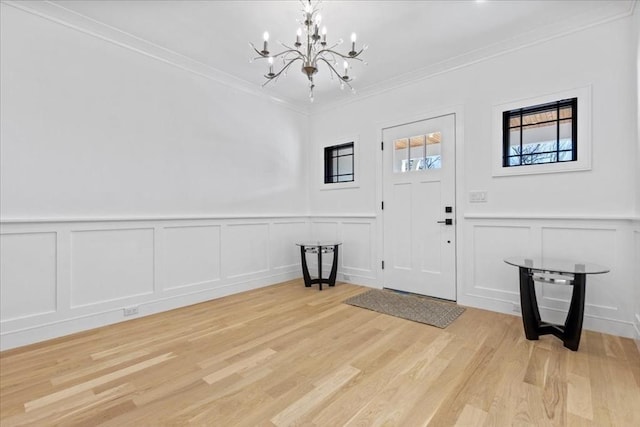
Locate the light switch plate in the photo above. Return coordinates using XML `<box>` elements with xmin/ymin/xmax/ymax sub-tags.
<box><xmin>469</xmin><ymin>191</ymin><xmax>488</xmax><ymax>203</ymax></box>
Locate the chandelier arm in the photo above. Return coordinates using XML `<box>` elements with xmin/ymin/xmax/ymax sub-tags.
<box><xmin>250</xmin><ymin>42</ymin><xmax>302</xmax><ymax>60</ymax></box>
<box><xmin>278</xmin><ymin>42</ymin><xmax>302</xmax><ymax>52</ymax></box>
<box><xmin>318</xmin><ymin>41</ymin><xmax>343</xmax><ymax>52</ymax></box>
<box><xmin>317</xmin><ymin>57</ymin><xmax>353</xmax><ymax>88</ymax></box>
<box><xmin>315</xmin><ymin>48</ymin><xmax>366</xmax><ymax>62</ymax></box>
<box><xmin>249</xmin><ymin>42</ymin><xmax>267</xmax><ymax>57</ymax></box>
<box><xmin>281</xmin><ymin>52</ymin><xmax>302</xmax><ymax>61</ymax></box>
<box><xmin>263</xmin><ymin>57</ymin><xmax>303</xmax><ymax>84</ymax></box>
<box><xmin>271</xmin><ymin>50</ymin><xmax>305</xmax><ymax>60</ymax></box>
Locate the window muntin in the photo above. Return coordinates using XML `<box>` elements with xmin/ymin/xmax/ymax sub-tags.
<box><xmin>324</xmin><ymin>142</ymin><xmax>354</xmax><ymax>183</ymax></box>
<box><xmin>502</xmin><ymin>98</ymin><xmax>577</xmax><ymax>167</ymax></box>
<box><xmin>393</xmin><ymin>132</ymin><xmax>442</xmax><ymax>173</ymax></box>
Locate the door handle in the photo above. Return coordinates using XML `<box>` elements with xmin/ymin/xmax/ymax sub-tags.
<box><xmin>437</xmin><ymin>219</ymin><xmax>453</xmax><ymax>225</ymax></box>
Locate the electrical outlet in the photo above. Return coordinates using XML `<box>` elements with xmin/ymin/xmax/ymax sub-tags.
<box><xmin>343</xmin><ymin>274</ymin><xmax>351</xmax><ymax>281</ymax></box>
<box><xmin>512</xmin><ymin>303</ymin><xmax>521</xmax><ymax>313</ymax></box>
<box><xmin>123</xmin><ymin>306</ymin><xmax>139</xmax><ymax>316</ymax></box>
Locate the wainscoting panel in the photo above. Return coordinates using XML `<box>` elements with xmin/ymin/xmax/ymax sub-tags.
<box><xmin>0</xmin><ymin>216</ymin><xmax>308</xmax><ymax>350</ymax></box>
<box><xmin>223</xmin><ymin>223</ymin><xmax>270</xmax><ymax>279</ymax></box>
<box><xmin>163</xmin><ymin>225</ymin><xmax>221</xmax><ymax>290</ymax></box>
<box><xmin>540</xmin><ymin>227</ymin><xmax>618</xmax><ymax>316</ymax></box>
<box><xmin>0</xmin><ymin>232</ymin><xmax>57</xmax><ymax>321</ymax></box>
<box><xmin>341</xmin><ymin>222</ymin><xmax>372</xmax><ymax>272</ymax></box>
<box><xmin>472</xmin><ymin>225</ymin><xmax>532</xmax><ymax>296</ymax></box>
<box><xmin>271</xmin><ymin>221</ymin><xmax>308</xmax><ymax>270</ymax></box>
<box><xmin>462</xmin><ymin>216</ymin><xmax>636</xmax><ymax>338</ymax></box>
<box><xmin>309</xmin><ymin>216</ymin><xmax>377</xmax><ymax>285</ymax></box>
<box><xmin>70</xmin><ymin>228</ymin><xmax>155</xmax><ymax>308</ymax></box>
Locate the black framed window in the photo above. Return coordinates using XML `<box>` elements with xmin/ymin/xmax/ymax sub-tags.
<box><xmin>503</xmin><ymin>97</ymin><xmax>577</xmax><ymax>167</ymax></box>
<box><xmin>324</xmin><ymin>142</ymin><xmax>354</xmax><ymax>184</ymax></box>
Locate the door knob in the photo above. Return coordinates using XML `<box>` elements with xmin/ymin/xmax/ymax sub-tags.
<box><xmin>437</xmin><ymin>219</ymin><xmax>453</xmax><ymax>225</ymax></box>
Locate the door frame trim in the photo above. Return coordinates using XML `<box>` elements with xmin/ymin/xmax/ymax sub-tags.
<box><xmin>375</xmin><ymin>105</ymin><xmax>465</xmax><ymax>301</ymax></box>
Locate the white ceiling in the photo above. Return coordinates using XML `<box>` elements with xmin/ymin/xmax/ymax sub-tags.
<box><xmin>49</xmin><ymin>0</ymin><xmax>634</xmax><ymax>108</ymax></box>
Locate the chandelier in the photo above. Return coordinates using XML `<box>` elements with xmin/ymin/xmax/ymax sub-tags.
<box><xmin>250</xmin><ymin>0</ymin><xmax>367</xmax><ymax>102</ymax></box>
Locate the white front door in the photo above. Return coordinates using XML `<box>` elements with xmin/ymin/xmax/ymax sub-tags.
<box><xmin>382</xmin><ymin>114</ymin><xmax>456</xmax><ymax>300</ymax></box>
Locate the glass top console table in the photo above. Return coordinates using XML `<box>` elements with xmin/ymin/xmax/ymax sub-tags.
<box><xmin>504</xmin><ymin>257</ymin><xmax>609</xmax><ymax>351</ymax></box>
<box><xmin>296</xmin><ymin>242</ymin><xmax>342</xmax><ymax>291</ymax></box>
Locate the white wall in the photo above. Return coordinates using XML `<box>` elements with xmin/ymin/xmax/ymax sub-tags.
<box><xmin>2</xmin><ymin>3</ymin><xmax>638</xmax><ymax>350</ymax></box>
<box><xmin>0</xmin><ymin>3</ymin><xmax>310</xmax><ymax>350</ymax></box>
<box><xmin>0</xmin><ymin>3</ymin><xmax>308</xmax><ymax>219</ymax></box>
<box><xmin>309</xmin><ymin>15</ymin><xmax>638</xmax><ymax>337</ymax></box>
<box><xmin>633</xmin><ymin>2</ymin><xmax>640</xmax><ymax>340</ymax></box>
<box><xmin>636</xmin><ymin>2</ymin><xmax>640</xmax><ymax>217</ymax></box>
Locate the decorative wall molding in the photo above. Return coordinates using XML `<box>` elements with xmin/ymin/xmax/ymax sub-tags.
<box><xmin>464</xmin><ymin>213</ymin><xmax>639</xmax><ymax>221</ymax></box>
<box><xmin>311</xmin><ymin>1</ymin><xmax>636</xmax><ymax>115</ymax></box>
<box><xmin>0</xmin><ymin>231</ymin><xmax>58</xmax><ymax>322</ymax></box>
<box><xmin>162</xmin><ymin>225</ymin><xmax>222</xmax><ymax>291</ymax></box>
<box><xmin>2</xmin><ymin>212</ymin><xmax>637</xmax><ymax>348</ymax></box>
<box><xmin>309</xmin><ymin>216</ymin><xmax>378</xmax><ymax>287</ymax></box>
<box><xmin>308</xmin><ymin>214</ymin><xmax>377</xmax><ymax>219</ymax></box>
<box><xmin>70</xmin><ymin>228</ymin><xmax>155</xmax><ymax>308</ymax></box>
<box><xmin>0</xmin><ymin>214</ymin><xmax>313</xmax><ymax>224</ymax></box>
<box><xmin>0</xmin><ymin>215</ymin><xmax>308</xmax><ymax>350</ymax></box>
<box><xmin>461</xmin><ymin>217</ymin><xmax>638</xmax><ymax>338</ymax></box>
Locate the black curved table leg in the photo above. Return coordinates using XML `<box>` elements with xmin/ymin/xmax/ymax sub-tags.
<box><xmin>297</xmin><ymin>243</ymin><xmax>342</xmax><ymax>291</ymax></box>
<box><xmin>518</xmin><ymin>267</ymin><xmax>587</xmax><ymax>351</ymax></box>
<box><xmin>563</xmin><ymin>273</ymin><xmax>586</xmax><ymax>351</ymax></box>
<box><xmin>519</xmin><ymin>267</ymin><xmax>541</xmax><ymax>340</ymax></box>
<box><xmin>317</xmin><ymin>247</ymin><xmax>323</xmax><ymax>291</ymax></box>
<box><xmin>300</xmin><ymin>245</ymin><xmax>312</xmax><ymax>287</ymax></box>
<box><xmin>328</xmin><ymin>244</ymin><xmax>339</xmax><ymax>287</ymax></box>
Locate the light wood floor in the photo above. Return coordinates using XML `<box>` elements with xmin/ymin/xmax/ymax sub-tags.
<box><xmin>1</xmin><ymin>280</ymin><xmax>639</xmax><ymax>426</ymax></box>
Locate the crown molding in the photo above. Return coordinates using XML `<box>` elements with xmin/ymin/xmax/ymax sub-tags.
<box><xmin>310</xmin><ymin>1</ymin><xmax>636</xmax><ymax>115</ymax></box>
<box><xmin>2</xmin><ymin>1</ymin><xmax>634</xmax><ymax>117</ymax></box>
<box><xmin>1</xmin><ymin>0</ymin><xmax>310</xmax><ymax>116</ymax></box>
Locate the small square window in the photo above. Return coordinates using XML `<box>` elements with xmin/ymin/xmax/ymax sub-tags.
<box><xmin>324</xmin><ymin>142</ymin><xmax>354</xmax><ymax>184</ymax></box>
<box><xmin>502</xmin><ymin>98</ymin><xmax>577</xmax><ymax>168</ymax></box>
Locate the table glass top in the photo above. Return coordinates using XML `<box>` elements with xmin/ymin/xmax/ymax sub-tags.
<box><xmin>296</xmin><ymin>241</ymin><xmax>342</xmax><ymax>247</ymax></box>
<box><xmin>504</xmin><ymin>257</ymin><xmax>609</xmax><ymax>274</ymax></box>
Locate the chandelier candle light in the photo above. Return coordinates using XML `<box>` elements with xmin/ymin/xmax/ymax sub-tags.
<box><xmin>250</xmin><ymin>0</ymin><xmax>367</xmax><ymax>102</ymax></box>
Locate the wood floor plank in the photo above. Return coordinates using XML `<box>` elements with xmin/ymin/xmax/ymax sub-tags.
<box><xmin>1</xmin><ymin>279</ymin><xmax>638</xmax><ymax>426</ymax></box>
<box><xmin>567</xmin><ymin>372</ymin><xmax>593</xmax><ymax>420</ymax></box>
<box><xmin>24</xmin><ymin>352</ymin><xmax>175</xmax><ymax>412</ymax></box>
<box><xmin>270</xmin><ymin>364</ymin><xmax>361</xmax><ymax>426</ymax></box>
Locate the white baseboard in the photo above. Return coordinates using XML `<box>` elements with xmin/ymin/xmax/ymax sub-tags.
<box><xmin>339</xmin><ymin>272</ymin><xmax>378</xmax><ymax>288</ymax></box>
<box><xmin>459</xmin><ymin>293</ymin><xmax>637</xmax><ymax>339</ymax></box>
<box><xmin>0</xmin><ymin>271</ymin><xmax>299</xmax><ymax>351</ymax></box>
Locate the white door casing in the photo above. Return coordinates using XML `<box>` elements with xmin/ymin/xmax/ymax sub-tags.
<box><xmin>382</xmin><ymin>114</ymin><xmax>456</xmax><ymax>300</ymax></box>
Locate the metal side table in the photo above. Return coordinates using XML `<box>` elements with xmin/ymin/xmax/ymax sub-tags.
<box><xmin>296</xmin><ymin>242</ymin><xmax>342</xmax><ymax>290</ymax></box>
<box><xmin>504</xmin><ymin>257</ymin><xmax>609</xmax><ymax>351</ymax></box>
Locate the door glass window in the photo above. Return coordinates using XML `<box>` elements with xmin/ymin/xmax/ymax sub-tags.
<box><xmin>393</xmin><ymin>132</ymin><xmax>441</xmax><ymax>173</ymax></box>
